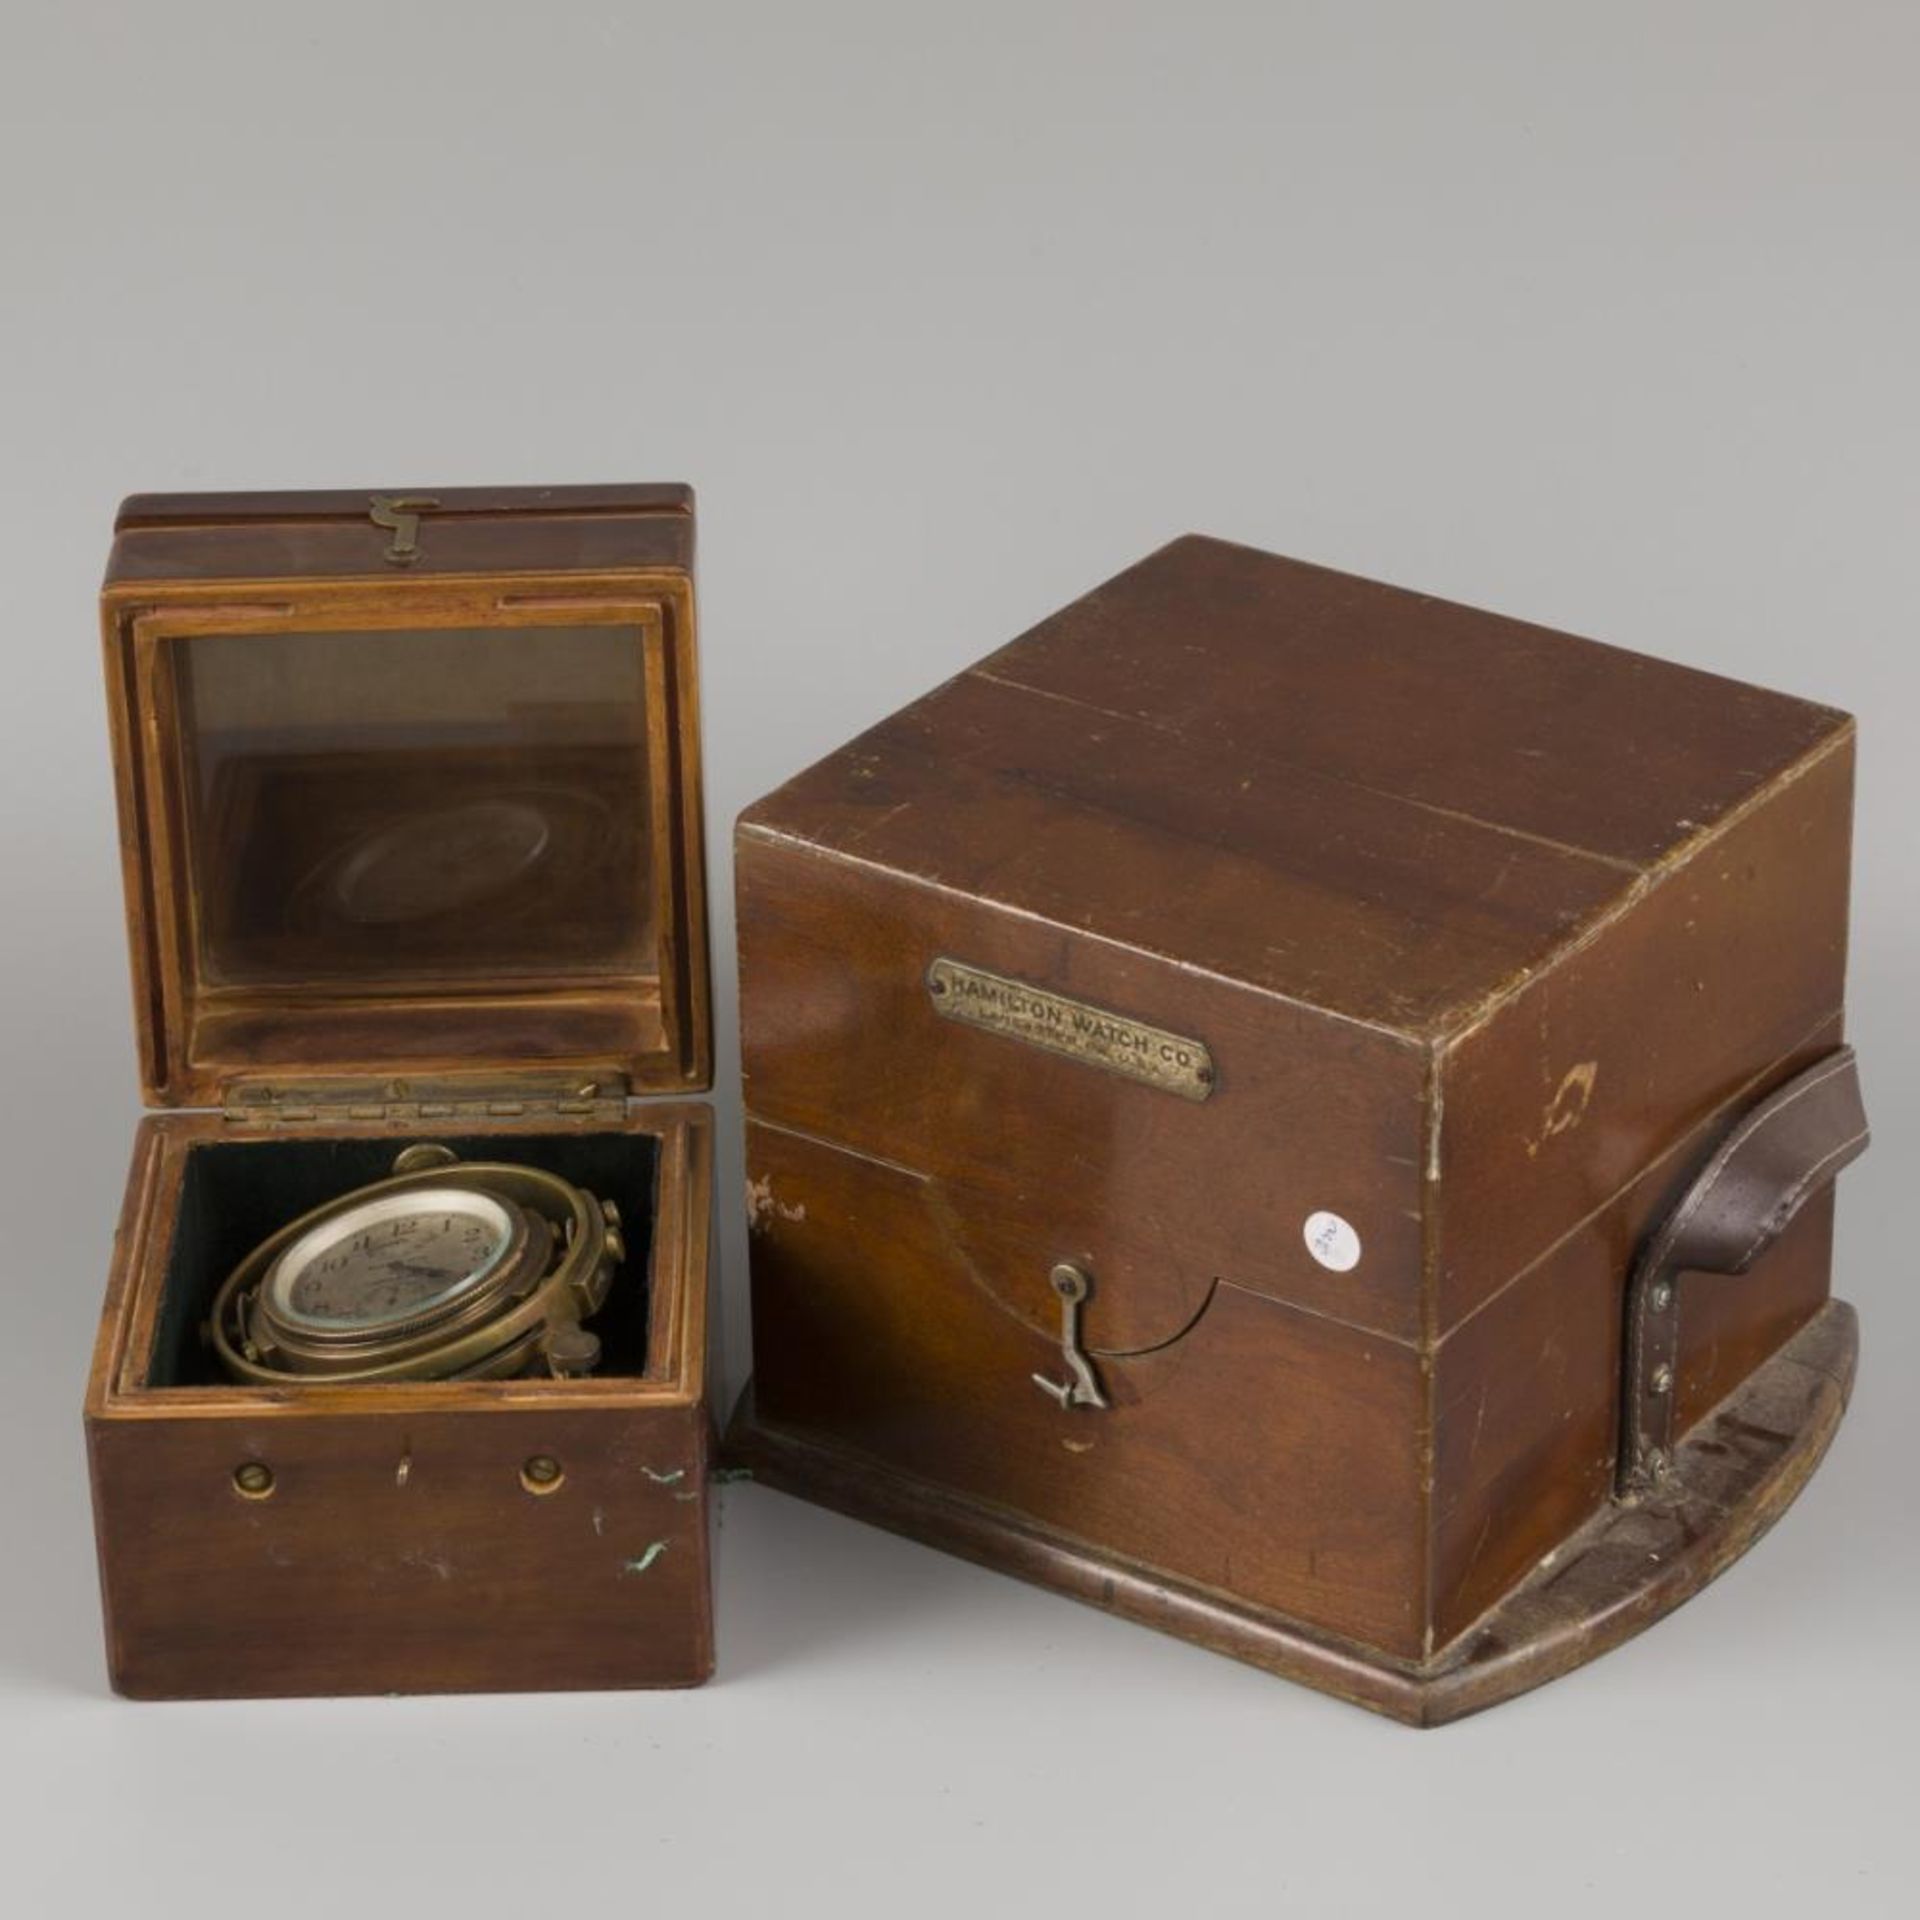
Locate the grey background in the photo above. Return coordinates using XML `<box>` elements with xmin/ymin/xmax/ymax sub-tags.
<box><xmin>2</xmin><ymin>3</ymin><xmax>1914</xmax><ymax>1914</ymax></box>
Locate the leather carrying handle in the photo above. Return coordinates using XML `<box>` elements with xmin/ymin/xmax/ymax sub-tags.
<box><xmin>1617</xmin><ymin>1046</ymin><xmax>1869</xmax><ymax>1498</ymax></box>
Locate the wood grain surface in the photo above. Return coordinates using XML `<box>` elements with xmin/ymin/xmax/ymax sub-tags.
<box><xmin>733</xmin><ymin>534</ymin><xmax>1860</xmax><ymax>1708</ymax></box>
<box><xmin>87</xmin><ymin>485</ymin><xmax>717</xmax><ymax>1698</ymax></box>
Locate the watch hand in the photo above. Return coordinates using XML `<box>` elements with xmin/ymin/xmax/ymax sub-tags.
<box><xmin>387</xmin><ymin>1260</ymin><xmax>453</xmax><ymax>1283</ymax></box>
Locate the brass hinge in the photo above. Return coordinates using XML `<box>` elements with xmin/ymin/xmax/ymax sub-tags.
<box><xmin>221</xmin><ymin>1070</ymin><xmax>630</xmax><ymax>1128</ymax></box>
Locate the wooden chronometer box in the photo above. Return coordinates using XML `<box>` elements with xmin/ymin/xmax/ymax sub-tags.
<box><xmin>729</xmin><ymin>534</ymin><xmax>1870</xmax><ymax>1723</ymax></box>
<box><xmin>86</xmin><ymin>486</ymin><xmax>716</xmax><ymax>1698</ymax></box>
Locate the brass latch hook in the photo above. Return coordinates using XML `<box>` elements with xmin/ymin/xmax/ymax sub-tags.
<box><xmin>368</xmin><ymin>493</ymin><xmax>441</xmax><ymax>567</ymax></box>
<box><xmin>1032</xmin><ymin>1262</ymin><xmax>1109</xmax><ymax>1411</ymax></box>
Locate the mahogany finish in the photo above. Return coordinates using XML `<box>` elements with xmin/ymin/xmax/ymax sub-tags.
<box><xmin>86</xmin><ymin>486</ymin><xmax>717</xmax><ymax>1698</ymax></box>
<box><xmin>101</xmin><ymin>485</ymin><xmax>709</xmax><ymax>1108</ymax></box>
<box><xmin>729</xmin><ymin>534</ymin><xmax>1863</xmax><ymax>1717</ymax></box>
<box><xmin>90</xmin><ymin>1107</ymin><xmax>714</xmax><ymax>1698</ymax></box>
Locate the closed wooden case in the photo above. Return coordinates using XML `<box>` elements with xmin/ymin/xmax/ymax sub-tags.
<box><xmin>87</xmin><ymin>486</ymin><xmax>716</xmax><ymax>1698</ymax></box>
<box><xmin>729</xmin><ymin>535</ymin><xmax>1868</xmax><ymax>1723</ymax></box>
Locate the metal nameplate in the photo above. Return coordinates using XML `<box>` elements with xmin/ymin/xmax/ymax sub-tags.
<box><xmin>926</xmin><ymin>958</ymin><xmax>1215</xmax><ymax>1101</ymax></box>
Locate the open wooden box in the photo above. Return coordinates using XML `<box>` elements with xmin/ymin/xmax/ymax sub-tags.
<box><xmin>85</xmin><ymin>486</ymin><xmax>716</xmax><ymax>1698</ymax></box>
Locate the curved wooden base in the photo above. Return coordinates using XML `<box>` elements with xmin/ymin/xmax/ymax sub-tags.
<box><xmin>725</xmin><ymin>1300</ymin><xmax>1857</xmax><ymax>1724</ymax></box>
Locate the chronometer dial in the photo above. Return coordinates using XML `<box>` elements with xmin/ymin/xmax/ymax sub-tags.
<box><xmin>266</xmin><ymin>1188</ymin><xmax>516</xmax><ymax>1334</ymax></box>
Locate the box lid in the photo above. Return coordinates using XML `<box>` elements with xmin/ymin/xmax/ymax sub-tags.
<box><xmin>103</xmin><ymin>485</ymin><xmax>710</xmax><ymax>1111</ymax></box>
<box><xmin>741</xmin><ymin>533</ymin><xmax>1852</xmax><ymax>1044</ymax></box>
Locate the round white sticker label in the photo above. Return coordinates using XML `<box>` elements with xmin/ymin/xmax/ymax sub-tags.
<box><xmin>1302</xmin><ymin>1210</ymin><xmax>1361</xmax><ymax>1273</ymax></box>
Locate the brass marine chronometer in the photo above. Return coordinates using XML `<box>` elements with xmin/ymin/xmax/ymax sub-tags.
<box><xmin>210</xmin><ymin>1144</ymin><xmax>623</xmax><ymax>1384</ymax></box>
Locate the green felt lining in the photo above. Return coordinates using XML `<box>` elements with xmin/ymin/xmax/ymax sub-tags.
<box><xmin>149</xmin><ymin>1131</ymin><xmax>661</xmax><ymax>1386</ymax></box>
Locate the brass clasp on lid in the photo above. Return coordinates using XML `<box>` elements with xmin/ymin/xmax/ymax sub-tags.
<box><xmin>368</xmin><ymin>493</ymin><xmax>440</xmax><ymax>565</ymax></box>
<box><xmin>1032</xmin><ymin>1262</ymin><xmax>1109</xmax><ymax>1411</ymax></box>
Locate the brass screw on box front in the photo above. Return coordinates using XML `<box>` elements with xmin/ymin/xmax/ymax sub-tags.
<box><xmin>520</xmin><ymin>1455</ymin><xmax>565</xmax><ymax>1495</ymax></box>
<box><xmin>233</xmin><ymin>1461</ymin><xmax>275</xmax><ymax>1500</ymax></box>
